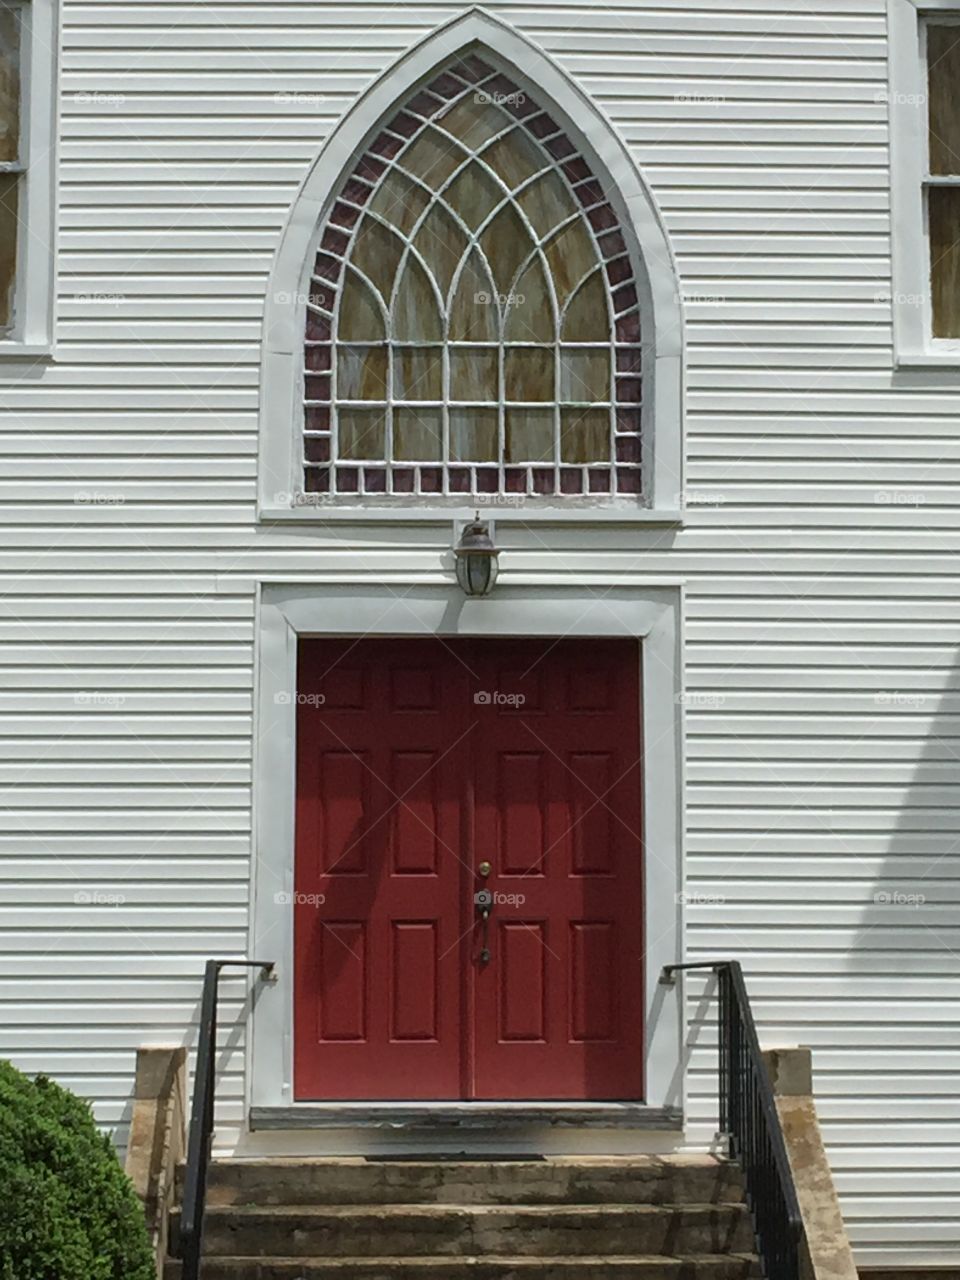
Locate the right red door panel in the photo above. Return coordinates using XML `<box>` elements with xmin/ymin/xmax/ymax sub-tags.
<box><xmin>470</xmin><ymin>640</ymin><xmax>644</xmax><ymax>1099</ymax></box>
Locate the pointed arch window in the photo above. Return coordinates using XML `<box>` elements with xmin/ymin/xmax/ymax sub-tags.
<box><xmin>302</xmin><ymin>54</ymin><xmax>644</xmax><ymax>501</ymax></box>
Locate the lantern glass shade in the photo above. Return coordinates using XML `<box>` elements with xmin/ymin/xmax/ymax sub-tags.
<box><xmin>454</xmin><ymin>519</ymin><xmax>500</xmax><ymax>597</ymax></box>
<box><xmin>456</xmin><ymin>551</ymin><xmax>498</xmax><ymax>597</ymax></box>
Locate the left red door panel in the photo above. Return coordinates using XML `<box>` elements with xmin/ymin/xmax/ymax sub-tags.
<box><xmin>294</xmin><ymin>639</ymin><xmax>466</xmax><ymax>1100</ymax></box>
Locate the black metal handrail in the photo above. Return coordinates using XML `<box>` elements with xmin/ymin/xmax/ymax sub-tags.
<box><xmin>179</xmin><ymin>959</ymin><xmax>275</xmax><ymax>1280</ymax></box>
<box><xmin>662</xmin><ymin>960</ymin><xmax>804</xmax><ymax>1280</ymax></box>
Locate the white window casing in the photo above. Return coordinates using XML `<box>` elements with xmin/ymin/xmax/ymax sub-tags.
<box><xmin>257</xmin><ymin>8</ymin><xmax>684</xmax><ymax>523</ymax></box>
<box><xmin>888</xmin><ymin>0</ymin><xmax>960</xmax><ymax>367</ymax></box>
<box><xmin>0</xmin><ymin>0</ymin><xmax>57</xmax><ymax>357</ymax></box>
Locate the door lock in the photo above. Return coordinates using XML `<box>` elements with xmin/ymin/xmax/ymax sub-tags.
<box><xmin>474</xmin><ymin>889</ymin><xmax>493</xmax><ymax>964</ymax></box>
<box><xmin>478</xmin><ymin>860</ymin><xmax>492</xmax><ymax>878</ymax></box>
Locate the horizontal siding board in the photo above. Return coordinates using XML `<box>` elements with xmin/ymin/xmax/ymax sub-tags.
<box><xmin>0</xmin><ymin>857</ymin><xmax>250</xmax><ymax>876</ymax></box>
<box><xmin>1</xmin><ymin>929</ymin><xmax>247</xmax><ymax>951</ymax></box>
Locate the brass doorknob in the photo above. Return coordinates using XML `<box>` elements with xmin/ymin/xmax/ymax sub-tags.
<box><xmin>478</xmin><ymin>860</ymin><xmax>492</xmax><ymax>878</ymax></box>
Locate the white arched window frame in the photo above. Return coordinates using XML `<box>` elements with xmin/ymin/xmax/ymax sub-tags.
<box><xmin>258</xmin><ymin>8</ymin><xmax>684</xmax><ymax>522</ymax></box>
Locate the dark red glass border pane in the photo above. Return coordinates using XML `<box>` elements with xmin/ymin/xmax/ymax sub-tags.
<box><xmin>304</xmin><ymin>436</ymin><xmax>331</xmax><ymax>464</ymax></box>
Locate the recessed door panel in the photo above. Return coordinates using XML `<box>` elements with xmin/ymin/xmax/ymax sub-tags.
<box><xmin>391</xmin><ymin>921</ymin><xmax>439</xmax><ymax>1041</ymax></box>
<box><xmin>571</xmin><ymin>922</ymin><xmax>617</xmax><ymax>1042</ymax></box>
<box><xmin>497</xmin><ymin>751</ymin><xmax>547</xmax><ymax>877</ymax></box>
<box><xmin>498</xmin><ymin>921</ymin><xmax>547</xmax><ymax>1042</ymax></box>
<box><xmin>317</xmin><ymin>921</ymin><xmax>366</xmax><ymax>1042</ymax></box>
<box><xmin>317</xmin><ymin>751</ymin><xmax>369</xmax><ymax>876</ymax></box>
<box><xmin>389</xmin><ymin>750</ymin><xmax>441</xmax><ymax>875</ymax></box>
<box><xmin>569</xmin><ymin>752</ymin><xmax>616</xmax><ymax>876</ymax></box>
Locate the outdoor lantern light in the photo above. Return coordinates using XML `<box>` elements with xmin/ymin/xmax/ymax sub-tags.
<box><xmin>455</xmin><ymin>516</ymin><xmax>500</xmax><ymax>597</ymax></box>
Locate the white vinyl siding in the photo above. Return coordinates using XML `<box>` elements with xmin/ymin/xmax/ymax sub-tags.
<box><xmin>0</xmin><ymin>0</ymin><xmax>955</xmax><ymax>1270</ymax></box>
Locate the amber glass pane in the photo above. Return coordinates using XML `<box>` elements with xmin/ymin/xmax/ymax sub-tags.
<box><xmin>505</xmin><ymin>347</ymin><xmax>553</xmax><ymax>401</ymax></box>
<box><xmin>545</xmin><ymin>219</ymin><xmax>599</xmax><ymax>309</ymax></box>
<box><xmin>339</xmin><ymin>408</ymin><xmax>386</xmax><ymax>459</ymax></box>
<box><xmin>504</xmin><ymin>257</ymin><xmax>555</xmax><ymax>342</ymax></box>
<box><xmin>481</xmin><ymin>129</ymin><xmax>546</xmax><ymax>192</ymax></box>
<box><xmin>561</xmin><ymin>408</ymin><xmax>610</xmax><ymax>463</ymax></box>
<box><xmin>928</xmin><ymin>25</ymin><xmax>960</xmax><ymax>175</ymax></box>
<box><xmin>480</xmin><ymin>203</ymin><xmax>535</xmax><ymax>296</ymax></box>
<box><xmin>449</xmin><ymin>249</ymin><xmax>499</xmax><ymax>340</ymax></box>
<box><xmin>0</xmin><ymin>175</ymin><xmax>15</xmax><ymax>330</ymax></box>
<box><xmin>400</xmin><ymin>126</ymin><xmax>467</xmax><ymax>187</ymax></box>
<box><xmin>350</xmin><ymin>218</ymin><xmax>405</xmax><ymax>308</ymax></box>
<box><xmin>0</xmin><ymin>7</ymin><xmax>19</xmax><ymax>164</ymax></box>
<box><xmin>393</xmin><ymin>256</ymin><xmax>443</xmax><ymax>340</ymax></box>
<box><xmin>450</xmin><ymin>407</ymin><xmax>498</xmax><ymax>460</ymax></box>
<box><xmin>436</xmin><ymin>98</ymin><xmax>508</xmax><ymax>148</ymax></box>
<box><xmin>414</xmin><ymin>203</ymin><xmax>469</xmax><ymax>304</ymax></box>
<box><xmin>369</xmin><ymin>171</ymin><xmax>430</xmax><ymax>236</ymax></box>
<box><xmin>516</xmin><ymin>171</ymin><xmax>577</xmax><ymax>239</ymax></box>
<box><xmin>929</xmin><ymin>186</ymin><xmax>960</xmax><ymax>338</ymax></box>
<box><xmin>337</xmin><ymin>345</ymin><xmax>388</xmax><ymax>400</ymax></box>
<box><xmin>506</xmin><ymin>407</ymin><xmax>554</xmax><ymax>462</ymax></box>
<box><xmin>444</xmin><ymin>162</ymin><xmax>503</xmax><ymax>231</ymax></box>
<box><xmin>562</xmin><ymin>270</ymin><xmax>608</xmax><ymax>341</ymax></box>
<box><xmin>395</xmin><ymin>346</ymin><xmax>442</xmax><ymax>399</ymax></box>
<box><xmin>338</xmin><ymin>270</ymin><xmax>385</xmax><ymax>341</ymax></box>
<box><xmin>450</xmin><ymin>346</ymin><xmax>498</xmax><ymax>400</ymax></box>
<box><xmin>394</xmin><ymin>406</ymin><xmax>442</xmax><ymax>459</ymax></box>
<box><xmin>560</xmin><ymin>348</ymin><xmax>610</xmax><ymax>401</ymax></box>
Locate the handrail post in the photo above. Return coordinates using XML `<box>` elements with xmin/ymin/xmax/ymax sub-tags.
<box><xmin>178</xmin><ymin>959</ymin><xmax>274</xmax><ymax>1280</ymax></box>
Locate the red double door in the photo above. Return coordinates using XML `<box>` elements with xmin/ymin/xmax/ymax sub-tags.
<box><xmin>294</xmin><ymin>637</ymin><xmax>644</xmax><ymax>1102</ymax></box>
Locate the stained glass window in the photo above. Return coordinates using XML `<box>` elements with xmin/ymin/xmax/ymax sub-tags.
<box><xmin>302</xmin><ymin>53</ymin><xmax>643</xmax><ymax>500</ymax></box>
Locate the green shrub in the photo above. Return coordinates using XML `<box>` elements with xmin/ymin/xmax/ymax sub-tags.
<box><xmin>0</xmin><ymin>1059</ymin><xmax>154</xmax><ymax>1280</ymax></box>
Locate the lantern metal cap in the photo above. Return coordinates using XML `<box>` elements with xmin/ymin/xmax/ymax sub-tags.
<box><xmin>454</xmin><ymin>516</ymin><xmax>497</xmax><ymax>558</ymax></box>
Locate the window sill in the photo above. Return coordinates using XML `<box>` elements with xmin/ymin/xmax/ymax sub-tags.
<box><xmin>895</xmin><ymin>349</ymin><xmax>960</xmax><ymax>370</ymax></box>
<box><xmin>0</xmin><ymin>340</ymin><xmax>55</xmax><ymax>361</ymax></box>
<box><xmin>258</xmin><ymin>504</ymin><xmax>685</xmax><ymax>526</ymax></box>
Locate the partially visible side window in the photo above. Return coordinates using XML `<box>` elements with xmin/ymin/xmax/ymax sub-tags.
<box><xmin>925</xmin><ymin>20</ymin><xmax>960</xmax><ymax>338</ymax></box>
<box><xmin>0</xmin><ymin>3</ymin><xmax>22</xmax><ymax>335</ymax></box>
<box><xmin>0</xmin><ymin>0</ymin><xmax>56</xmax><ymax>353</ymax></box>
<box><xmin>887</xmin><ymin>1</ymin><xmax>960</xmax><ymax>364</ymax></box>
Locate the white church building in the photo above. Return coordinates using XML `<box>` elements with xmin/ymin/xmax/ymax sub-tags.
<box><xmin>0</xmin><ymin>0</ymin><xmax>957</xmax><ymax>1273</ymax></box>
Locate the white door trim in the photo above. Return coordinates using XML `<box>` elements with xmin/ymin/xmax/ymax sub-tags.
<box><xmin>248</xmin><ymin>580</ymin><xmax>685</xmax><ymax>1125</ymax></box>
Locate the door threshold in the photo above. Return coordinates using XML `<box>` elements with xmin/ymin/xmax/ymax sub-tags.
<box><xmin>250</xmin><ymin>1103</ymin><xmax>682</xmax><ymax>1131</ymax></box>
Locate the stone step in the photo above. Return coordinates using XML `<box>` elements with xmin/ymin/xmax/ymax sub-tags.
<box><xmin>170</xmin><ymin>1203</ymin><xmax>755</xmax><ymax>1259</ymax></box>
<box><xmin>163</xmin><ymin>1254</ymin><xmax>762</xmax><ymax>1279</ymax></box>
<box><xmin>187</xmin><ymin>1156</ymin><xmax>743</xmax><ymax>1208</ymax></box>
